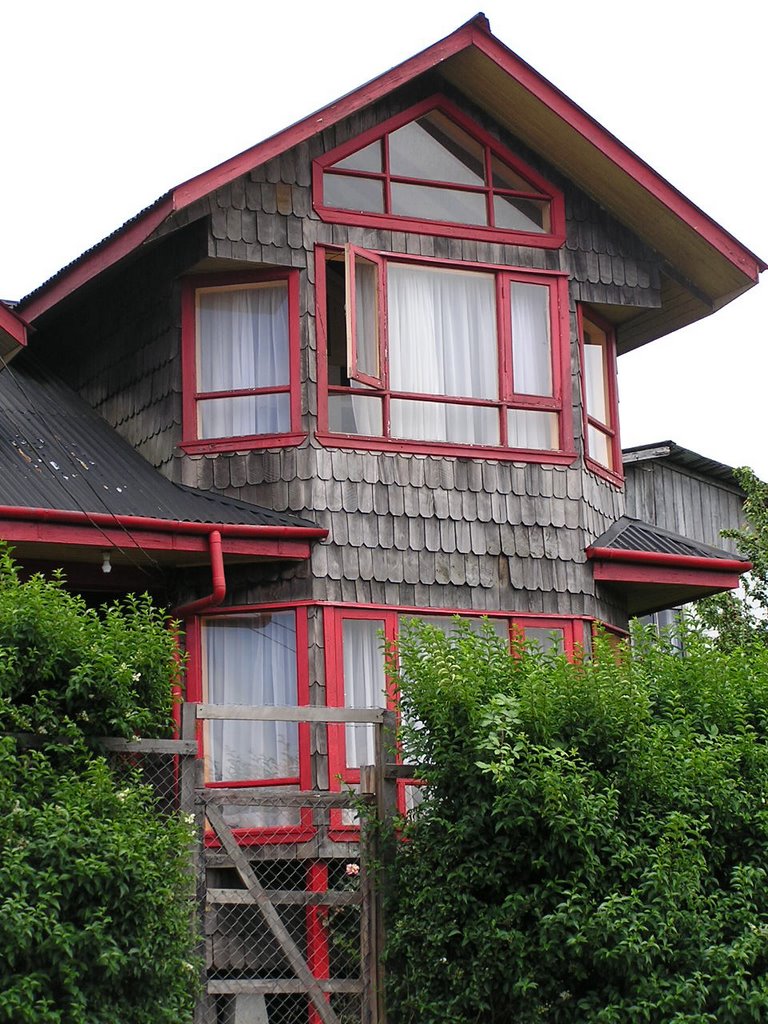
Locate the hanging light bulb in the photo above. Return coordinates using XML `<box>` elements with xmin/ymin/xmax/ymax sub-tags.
<box><xmin>101</xmin><ymin>550</ymin><xmax>112</xmax><ymax>574</ymax></box>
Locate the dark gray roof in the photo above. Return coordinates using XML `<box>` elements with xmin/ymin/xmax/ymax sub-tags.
<box><xmin>0</xmin><ymin>353</ymin><xmax>317</xmax><ymax>531</ymax></box>
<box><xmin>622</xmin><ymin>441</ymin><xmax>743</xmax><ymax>489</ymax></box>
<box><xmin>590</xmin><ymin>516</ymin><xmax>749</xmax><ymax>562</ymax></box>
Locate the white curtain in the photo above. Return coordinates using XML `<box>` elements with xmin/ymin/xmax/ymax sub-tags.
<box><xmin>197</xmin><ymin>283</ymin><xmax>289</xmax><ymax>438</ymax></box>
<box><xmin>508</xmin><ymin>282</ymin><xmax>555</xmax><ymax>450</ymax></box>
<box><xmin>202</xmin><ymin>612</ymin><xmax>298</xmax><ymax>828</ymax></box>
<box><xmin>388</xmin><ymin>264</ymin><xmax>498</xmax><ymax>443</ymax></box>
<box><xmin>342</xmin><ymin>618</ymin><xmax>386</xmax><ymax>769</ymax></box>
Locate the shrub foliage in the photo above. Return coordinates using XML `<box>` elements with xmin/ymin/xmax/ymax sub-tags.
<box><xmin>383</xmin><ymin>621</ymin><xmax>768</xmax><ymax>1023</ymax></box>
<box><xmin>0</xmin><ymin>549</ymin><xmax>196</xmax><ymax>1023</ymax></box>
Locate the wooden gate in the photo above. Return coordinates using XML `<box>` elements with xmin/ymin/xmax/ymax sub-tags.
<box><xmin>188</xmin><ymin>705</ymin><xmax>394</xmax><ymax>1024</ymax></box>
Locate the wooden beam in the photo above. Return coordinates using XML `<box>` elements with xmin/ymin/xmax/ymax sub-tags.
<box><xmin>207</xmin><ymin>888</ymin><xmax>361</xmax><ymax>907</ymax></box>
<box><xmin>202</xmin><ymin>789</ymin><xmax>371</xmax><ymax>808</ymax></box>
<box><xmin>207</xmin><ymin>979</ymin><xmax>363</xmax><ymax>996</ymax></box>
<box><xmin>197</xmin><ymin>705</ymin><xmax>385</xmax><ymax>724</ymax></box>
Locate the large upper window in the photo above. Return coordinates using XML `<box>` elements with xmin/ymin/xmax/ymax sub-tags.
<box><xmin>319</xmin><ymin>246</ymin><xmax>572</xmax><ymax>459</ymax></box>
<box><xmin>579</xmin><ymin>307</ymin><xmax>621</xmax><ymax>480</ymax></box>
<box><xmin>180</xmin><ymin>270</ymin><xmax>303</xmax><ymax>453</ymax></box>
<box><xmin>314</xmin><ymin>97</ymin><xmax>564</xmax><ymax>246</ymax></box>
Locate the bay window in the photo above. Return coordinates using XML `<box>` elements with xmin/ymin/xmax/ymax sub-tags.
<box><xmin>579</xmin><ymin>307</ymin><xmax>621</xmax><ymax>479</ymax></box>
<box><xmin>320</xmin><ymin>248</ymin><xmax>571</xmax><ymax>458</ymax></box>
<box><xmin>181</xmin><ymin>270</ymin><xmax>303</xmax><ymax>453</ymax></box>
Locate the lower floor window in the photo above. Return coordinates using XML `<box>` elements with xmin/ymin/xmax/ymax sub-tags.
<box><xmin>191</xmin><ymin>604</ymin><xmax>587</xmax><ymax>840</ymax></box>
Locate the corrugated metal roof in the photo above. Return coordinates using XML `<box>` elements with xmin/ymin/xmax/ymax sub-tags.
<box><xmin>0</xmin><ymin>353</ymin><xmax>317</xmax><ymax>530</ymax></box>
<box><xmin>591</xmin><ymin>515</ymin><xmax>749</xmax><ymax>562</ymax></box>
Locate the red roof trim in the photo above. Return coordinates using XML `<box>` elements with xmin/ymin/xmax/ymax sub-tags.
<box><xmin>591</xmin><ymin>559</ymin><xmax>744</xmax><ymax>592</ymax></box>
<box><xmin>0</xmin><ymin>301</ymin><xmax>29</xmax><ymax>348</ymax></box>
<box><xmin>586</xmin><ymin>545</ymin><xmax>751</xmax><ymax>574</ymax></box>
<box><xmin>468</xmin><ymin>31</ymin><xmax>766</xmax><ymax>281</ymax></box>
<box><xmin>18</xmin><ymin>15</ymin><xmax>765</xmax><ymax>324</ymax></box>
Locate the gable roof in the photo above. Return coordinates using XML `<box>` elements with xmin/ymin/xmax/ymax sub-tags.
<box><xmin>0</xmin><ymin>354</ymin><xmax>324</xmax><ymax>569</ymax></box>
<box><xmin>623</xmin><ymin>440</ymin><xmax>745</xmax><ymax>490</ymax></box>
<box><xmin>18</xmin><ymin>14</ymin><xmax>764</xmax><ymax>351</ymax></box>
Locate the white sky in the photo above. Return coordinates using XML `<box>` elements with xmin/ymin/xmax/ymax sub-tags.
<box><xmin>3</xmin><ymin>0</ymin><xmax>766</xmax><ymax>475</ymax></box>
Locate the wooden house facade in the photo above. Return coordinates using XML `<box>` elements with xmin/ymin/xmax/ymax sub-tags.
<box><xmin>0</xmin><ymin>15</ymin><xmax>764</xmax><ymax>1019</ymax></box>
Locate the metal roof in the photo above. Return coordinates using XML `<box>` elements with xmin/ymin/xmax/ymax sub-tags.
<box><xmin>0</xmin><ymin>353</ymin><xmax>317</xmax><ymax>531</ymax></box>
<box><xmin>622</xmin><ymin>441</ymin><xmax>744</xmax><ymax>489</ymax></box>
<box><xmin>590</xmin><ymin>515</ymin><xmax>749</xmax><ymax>562</ymax></box>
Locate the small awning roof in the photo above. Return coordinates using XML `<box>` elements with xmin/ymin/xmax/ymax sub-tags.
<box><xmin>587</xmin><ymin>516</ymin><xmax>751</xmax><ymax>616</ymax></box>
<box><xmin>0</xmin><ymin>354</ymin><xmax>325</xmax><ymax>573</ymax></box>
<box><xmin>0</xmin><ymin>301</ymin><xmax>28</xmax><ymax>363</ymax></box>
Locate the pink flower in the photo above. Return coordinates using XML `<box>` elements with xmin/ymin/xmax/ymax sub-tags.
<box><xmin>345</xmin><ymin>863</ymin><xmax>360</xmax><ymax>877</ymax></box>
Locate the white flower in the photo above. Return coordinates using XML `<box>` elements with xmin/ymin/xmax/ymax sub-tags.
<box><xmin>131</xmin><ymin>671</ymin><xmax>141</xmax><ymax>682</ymax></box>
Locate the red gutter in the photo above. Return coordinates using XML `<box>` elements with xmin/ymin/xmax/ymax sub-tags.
<box><xmin>586</xmin><ymin>546</ymin><xmax>751</xmax><ymax>573</ymax></box>
<box><xmin>0</xmin><ymin>505</ymin><xmax>327</xmax><ymax>541</ymax></box>
<box><xmin>172</xmin><ymin>530</ymin><xmax>226</xmax><ymax>618</ymax></box>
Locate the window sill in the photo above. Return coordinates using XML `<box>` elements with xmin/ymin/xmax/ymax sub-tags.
<box><xmin>585</xmin><ymin>456</ymin><xmax>624</xmax><ymax>488</ymax></box>
<box><xmin>180</xmin><ymin>431</ymin><xmax>308</xmax><ymax>455</ymax></box>
<box><xmin>316</xmin><ymin>431</ymin><xmax>578</xmax><ymax>465</ymax></box>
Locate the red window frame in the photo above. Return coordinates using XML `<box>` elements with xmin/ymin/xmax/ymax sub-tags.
<box><xmin>324</xmin><ymin>606</ymin><xmax>583</xmax><ymax>840</ymax></box>
<box><xmin>313</xmin><ymin>95</ymin><xmax>565</xmax><ymax>249</ymax></box>
<box><xmin>578</xmin><ymin>305</ymin><xmax>622</xmax><ymax>483</ymax></box>
<box><xmin>185</xmin><ymin>608</ymin><xmax>314</xmax><ymax>847</ymax></box>
<box><xmin>180</xmin><ymin>269</ymin><xmax>305</xmax><ymax>454</ymax></box>
<box><xmin>317</xmin><ymin>245</ymin><xmax>574</xmax><ymax>463</ymax></box>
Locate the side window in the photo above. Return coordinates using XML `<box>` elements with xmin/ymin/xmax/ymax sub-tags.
<box><xmin>580</xmin><ymin>308</ymin><xmax>621</xmax><ymax>479</ymax></box>
<box><xmin>181</xmin><ymin>271</ymin><xmax>302</xmax><ymax>452</ymax></box>
<box><xmin>197</xmin><ymin>609</ymin><xmax>312</xmax><ymax>840</ymax></box>
<box><xmin>320</xmin><ymin>247</ymin><xmax>571</xmax><ymax>460</ymax></box>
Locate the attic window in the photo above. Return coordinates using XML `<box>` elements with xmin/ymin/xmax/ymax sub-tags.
<box><xmin>313</xmin><ymin>97</ymin><xmax>564</xmax><ymax>246</ymax></box>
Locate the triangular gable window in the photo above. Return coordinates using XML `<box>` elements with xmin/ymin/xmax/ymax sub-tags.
<box><xmin>314</xmin><ymin>97</ymin><xmax>564</xmax><ymax>246</ymax></box>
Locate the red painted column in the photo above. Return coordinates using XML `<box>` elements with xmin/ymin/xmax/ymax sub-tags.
<box><xmin>306</xmin><ymin>861</ymin><xmax>330</xmax><ymax>1024</ymax></box>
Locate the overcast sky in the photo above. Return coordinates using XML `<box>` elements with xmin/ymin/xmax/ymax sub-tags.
<box><xmin>3</xmin><ymin>0</ymin><xmax>766</xmax><ymax>475</ymax></box>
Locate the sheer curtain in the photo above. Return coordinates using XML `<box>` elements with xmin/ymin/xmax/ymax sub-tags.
<box><xmin>202</xmin><ymin>612</ymin><xmax>298</xmax><ymax>827</ymax></box>
<box><xmin>197</xmin><ymin>283</ymin><xmax>289</xmax><ymax>438</ymax></box>
<box><xmin>388</xmin><ymin>265</ymin><xmax>498</xmax><ymax>444</ymax></box>
<box><xmin>509</xmin><ymin>282</ymin><xmax>554</xmax><ymax>450</ymax></box>
<box><xmin>342</xmin><ymin>618</ymin><xmax>386</xmax><ymax>769</ymax></box>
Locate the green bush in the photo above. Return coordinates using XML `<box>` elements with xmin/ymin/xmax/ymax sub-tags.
<box><xmin>383</xmin><ymin>621</ymin><xmax>768</xmax><ymax>1023</ymax></box>
<box><xmin>0</xmin><ymin>548</ymin><xmax>196</xmax><ymax>1023</ymax></box>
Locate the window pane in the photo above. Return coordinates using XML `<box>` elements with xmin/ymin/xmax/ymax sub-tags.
<box><xmin>391</xmin><ymin>182</ymin><xmax>487</xmax><ymax>225</ymax></box>
<box><xmin>323</xmin><ymin>173</ymin><xmax>384</xmax><ymax>213</ymax></box>
<box><xmin>507</xmin><ymin>409</ymin><xmax>559</xmax><ymax>450</ymax></box>
<box><xmin>202</xmin><ymin>613</ymin><xmax>298</xmax><ymax>784</ymax></box>
<box><xmin>511</xmin><ymin>282</ymin><xmax>552</xmax><ymax>396</ymax></box>
<box><xmin>354</xmin><ymin>256</ymin><xmax>380</xmax><ymax>379</ymax></box>
<box><xmin>389</xmin><ymin>112</ymin><xmax>485</xmax><ymax>186</ymax></box>
<box><xmin>490</xmin><ymin>155</ymin><xmax>537</xmax><ymax>192</ymax></box>
<box><xmin>328</xmin><ymin>393</ymin><xmax>383</xmax><ymax>436</ymax></box>
<box><xmin>493</xmin><ymin>195</ymin><xmax>548</xmax><ymax>233</ymax></box>
<box><xmin>524</xmin><ymin>626</ymin><xmax>564</xmax><ymax>654</ymax></box>
<box><xmin>388</xmin><ymin>264</ymin><xmax>497</xmax><ymax>399</ymax></box>
<box><xmin>412</xmin><ymin>614</ymin><xmax>508</xmax><ymax>641</ymax></box>
<box><xmin>391</xmin><ymin>400</ymin><xmax>499</xmax><ymax>446</ymax></box>
<box><xmin>333</xmin><ymin>141</ymin><xmax>382</xmax><ymax>173</ymax></box>
<box><xmin>583</xmin><ymin>329</ymin><xmax>609</xmax><ymax>424</ymax></box>
<box><xmin>198</xmin><ymin>393</ymin><xmax>289</xmax><ymax>439</ymax></box>
<box><xmin>588</xmin><ymin>424</ymin><xmax>613</xmax><ymax>469</ymax></box>
<box><xmin>197</xmin><ymin>282</ymin><xmax>289</xmax><ymax>393</ymax></box>
<box><xmin>343</xmin><ymin>618</ymin><xmax>387</xmax><ymax>769</ymax></box>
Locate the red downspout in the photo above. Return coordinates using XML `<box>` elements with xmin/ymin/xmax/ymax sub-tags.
<box><xmin>586</xmin><ymin>546</ymin><xmax>751</xmax><ymax>573</ymax></box>
<box><xmin>172</xmin><ymin>530</ymin><xmax>226</xmax><ymax>619</ymax></box>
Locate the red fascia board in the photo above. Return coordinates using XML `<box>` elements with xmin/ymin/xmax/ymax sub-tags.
<box><xmin>469</xmin><ymin>31</ymin><xmax>766</xmax><ymax>281</ymax></box>
<box><xmin>0</xmin><ymin>519</ymin><xmax>313</xmax><ymax>561</ymax></box>
<box><xmin>586</xmin><ymin>545</ymin><xmax>751</xmax><ymax>574</ymax></box>
<box><xmin>0</xmin><ymin>302</ymin><xmax>28</xmax><ymax>347</ymax></box>
<box><xmin>591</xmin><ymin>559</ymin><xmax>743</xmax><ymax>591</ymax></box>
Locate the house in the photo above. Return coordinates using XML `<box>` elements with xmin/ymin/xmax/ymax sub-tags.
<box><xmin>0</xmin><ymin>14</ymin><xmax>763</xmax><ymax>1018</ymax></box>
